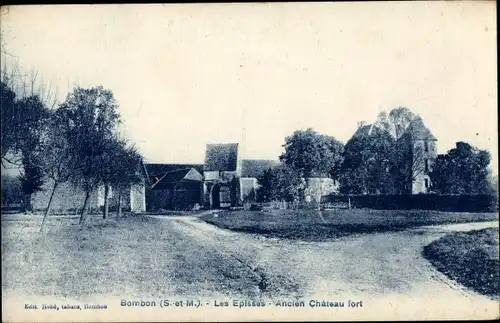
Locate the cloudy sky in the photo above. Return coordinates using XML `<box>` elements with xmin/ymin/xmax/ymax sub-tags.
<box><xmin>1</xmin><ymin>3</ymin><xmax>497</xmax><ymax>172</ymax></box>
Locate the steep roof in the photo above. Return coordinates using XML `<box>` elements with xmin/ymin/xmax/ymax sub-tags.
<box><xmin>204</xmin><ymin>143</ymin><xmax>239</xmax><ymax>172</ymax></box>
<box><xmin>351</xmin><ymin>123</ymin><xmax>390</xmax><ymax>139</ymax></box>
<box><xmin>143</xmin><ymin>163</ymin><xmax>204</xmax><ymax>184</ymax></box>
<box><xmin>241</xmin><ymin>159</ymin><xmax>280</xmax><ymax>178</ymax></box>
<box><xmin>151</xmin><ymin>168</ymin><xmax>203</xmax><ymax>190</ymax></box>
<box><xmin>403</xmin><ymin>117</ymin><xmax>437</xmax><ymax>141</ymax></box>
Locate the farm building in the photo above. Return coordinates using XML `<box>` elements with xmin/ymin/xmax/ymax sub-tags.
<box><xmin>351</xmin><ymin>116</ymin><xmax>437</xmax><ymax>194</ymax></box>
<box><xmin>26</xmin><ymin>116</ymin><xmax>437</xmax><ymax>213</ymax></box>
<box><xmin>239</xmin><ymin>159</ymin><xmax>281</xmax><ymax>202</ymax></box>
<box><xmin>142</xmin><ymin>143</ymin><xmax>338</xmax><ymax>210</ymax></box>
<box><xmin>142</xmin><ymin>163</ymin><xmax>204</xmax><ymax>211</ymax></box>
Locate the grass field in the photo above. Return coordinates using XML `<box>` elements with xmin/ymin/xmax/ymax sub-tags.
<box><xmin>423</xmin><ymin>228</ymin><xmax>499</xmax><ymax>298</ymax></box>
<box><xmin>200</xmin><ymin>209</ymin><xmax>499</xmax><ymax>241</ymax></box>
<box><xmin>1</xmin><ymin>213</ymin><xmax>263</xmax><ymax>299</ymax></box>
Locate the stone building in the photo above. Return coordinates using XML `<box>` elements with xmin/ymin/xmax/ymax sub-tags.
<box><xmin>142</xmin><ymin>142</ymin><xmax>338</xmax><ymax>210</ymax></box>
<box><xmin>203</xmin><ymin>143</ymin><xmax>240</xmax><ymax>208</ymax></box>
<box><xmin>239</xmin><ymin>159</ymin><xmax>281</xmax><ymax>202</ymax></box>
<box><xmin>396</xmin><ymin>116</ymin><xmax>438</xmax><ymax>194</ymax></box>
<box><xmin>350</xmin><ymin>116</ymin><xmax>438</xmax><ymax>194</ymax></box>
<box><xmin>142</xmin><ymin>163</ymin><xmax>204</xmax><ymax>211</ymax></box>
<box><xmin>29</xmin><ymin>115</ymin><xmax>437</xmax><ymax>214</ymax></box>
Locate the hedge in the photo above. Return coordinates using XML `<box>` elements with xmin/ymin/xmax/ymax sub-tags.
<box><xmin>322</xmin><ymin>194</ymin><xmax>499</xmax><ymax>212</ymax></box>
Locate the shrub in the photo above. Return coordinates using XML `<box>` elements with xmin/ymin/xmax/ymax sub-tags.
<box><xmin>249</xmin><ymin>203</ymin><xmax>262</xmax><ymax>211</ymax></box>
<box><xmin>322</xmin><ymin>194</ymin><xmax>498</xmax><ymax>212</ymax></box>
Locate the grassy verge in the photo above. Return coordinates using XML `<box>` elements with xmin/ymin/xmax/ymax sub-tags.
<box><xmin>1</xmin><ymin>213</ymin><xmax>262</xmax><ymax>298</ymax></box>
<box><xmin>200</xmin><ymin>209</ymin><xmax>499</xmax><ymax>241</ymax></box>
<box><xmin>423</xmin><ymin>228</ymin><xmax>499</xmax><ymax>298</ymax></box>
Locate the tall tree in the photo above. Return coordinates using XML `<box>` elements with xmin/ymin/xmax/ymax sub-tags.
<box><xmin>101</xmin><ymin>139</ymin><xmax>143</xmax><ymax>218</ymax></box>
<box><xmin>58</xmin><ymin>86</ymin><xmax>120</xmax><ymax>225</ymax></box>
<box><xmin>256</xmin><ymin>164</ymin><xmax>302</xmax><ymax>204</ymax></box>
<box><xmin>256</xmin><ymin>168</ymin><xmax>276</xmax><ymax>203</ymax></box>
<box><xmin>18</xmin><ymin>155</ymin><xmax>44</xmax><ymax>212</ymax></box>
<box><xmin>38</xmin><ymin>109</ymin><xmax>77</xmax><ymax>232</ymax></box>
<box><xmin>115</xmin><ymin>145</ymin><xmax>143</xmax><ymax>217</ymax></box>
<box><xmin>280</xmin><ymin>128</ymin><xmax>343</xmax><ymax>217</ymax></box>
<box><xmin>1</xmin><ymin>83</ymin><xmax>50</xmax><ymax>166</ymax></box>
<box><xmin>15</xmin><ymin>95</ymin><xmax>49</xmax><ymax>211</ymax></box>
<box><xmin>339</xmin><ymin>126</ymin><xmax>397</xmax><ymax>194</ymax></box>
<box><xmin>430</xmin><ymin>142</ymin><xmax>493</xmax><ymax>194</ymax></box>
<box><xmin>374</xmin><ymin>107</ymin><xmax>417</xmax><ymax>140</ymax></box>
<box><xmin>280</xmin><ymin>128</ymin><xmax>344</xmax><ymax>181</ymax></box>
<box><xmin>1</xmin><ymin>82</ymin><xmax>17</xmax><ymax>162</ymax></box>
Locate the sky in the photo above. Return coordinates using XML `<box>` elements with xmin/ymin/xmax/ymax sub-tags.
<box><xmin>1</xmin><ymin>3</ymin><xmax>497</xmax><ymax>173</ymax></box>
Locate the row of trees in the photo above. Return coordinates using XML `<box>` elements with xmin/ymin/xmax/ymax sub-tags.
<box><xmin>1</xmin><ymin>80</ymin><xmax>143</xmax><ymax>231</ymax></box>
<box><xmin>256</xmin><ymin>108</ymin><xmax>495</xmax><ymax>203</ymax></box>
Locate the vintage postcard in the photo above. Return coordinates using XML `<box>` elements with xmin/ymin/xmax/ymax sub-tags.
<box><xmin>1</xmin><ymin>2</ymin><xmax>498</xmax><ymax>322</ymax></box>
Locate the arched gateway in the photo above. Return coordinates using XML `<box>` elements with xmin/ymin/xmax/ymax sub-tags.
<box><xmin>209</xmin><ymin>182</ymin><xmax>231</xmax><ymax>209</ymax></box>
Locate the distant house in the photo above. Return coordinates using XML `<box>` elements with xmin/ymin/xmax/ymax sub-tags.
<box><xmin>397</xmin><ymin>116</ymin><xmax>438</xmax><ymax>194</ymax></box>
<box><xmin>143</xmin><ymin>163</ymin><xmax>203</xmax><ymax>211</ymax></box>
<box><xmin>29</xmin><ymin>116</ymin><xmax>438</xmax><ymax>214</ymax></box>
<box><xmin>240</xmin><ymin>159</ymin><xmax>281</xmax><ymax>202</ymax></box>
<box><xmin>350</xmin><ymin>116</ymin><xmax>438</xmax><ymax>194</ymax></box>
<box><xmin>203</xmin><ymin>143</ymin><xmax>240</xmax><ymax>208</ymax></box>
<box><xmin>149</xmin><ymin>168</ymin><xmax>203</xmax><ymax>210</ymax></box>
<box><xmin>32</xmin><ymin>119</ymin><xmax>438</xmax><ymax>214</ymax></box>
<box><xmin>201</xmin><ymin>143</ymin><xmax>336</xmax><ymax>207</ymax></box>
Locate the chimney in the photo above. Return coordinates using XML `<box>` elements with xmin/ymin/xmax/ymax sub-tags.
<box><xmin>357</xmin><ymin>121</ymin><xmax>366</xmax><ymax>129</ymax></box>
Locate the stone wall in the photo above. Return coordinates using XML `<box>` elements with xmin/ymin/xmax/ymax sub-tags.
<box><xmin>130</xmin><ymin>184</ymin><xmax>146</xmax><ymax>212</ymax></box>
<box><xmin>32</xmin><ymin>180</ymin><xmax>99</xmax><ymax>214</ymax></box>
<box><xmin>304</xmin><ymin>178</ymin><xmax>339</xmax><ymax>203</ymax></box>
<box><xmin>240</xmin><ymin>177</ymin><xmax>258</xmax><ymax>202</ymax></box>
<box><xmin>97</xmin><ymin>185</ymin><xmax>132</xmax><ymax>212</ymax></box>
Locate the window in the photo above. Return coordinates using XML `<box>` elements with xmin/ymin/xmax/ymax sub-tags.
<box><xmin>424</xmin><ymin>141</ymin><xmax>429</xmax><ymax>153</ymax></box>
<box><xmin>424</xmin><ymin>179</ymin><xmax>429</xmax><ymax>188</ymax></box>
<box><xmin>424</xmin><ymin>159</ymin><xmax>429</xmax><ymax>172</ymax></box>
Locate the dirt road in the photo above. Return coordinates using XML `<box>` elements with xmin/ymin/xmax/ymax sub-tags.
<box><xmin>2</xmin><ymin>213</ymin><xmax>498</xmax><ymax>321</ymax></box>
<box><xmin>156</xmin><ymin>215</ymin><xmax>499</xmax><ymax>319</ymax></box>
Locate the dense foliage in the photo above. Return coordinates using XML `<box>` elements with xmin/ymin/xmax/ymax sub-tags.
<box><xmin>1</xmin><ymin>82</ymin><xmax>145</xmax><ymax>229</ymax></box>
<box><xmin>430</xmin><ymin>142</ymin><xmax>493</xmax><ymax>195</ymax></box>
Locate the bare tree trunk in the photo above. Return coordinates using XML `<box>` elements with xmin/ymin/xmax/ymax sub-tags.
<box><xmin>79</xmin><ymin>189</ymin><xmax>92</xmax><ymax>225</ymax></box>
<box><xmin>117</xmin><ymin>186</ymin><xmax>122</xmax><ymax>217</ymax></box>
<box><xmin>39</xmin><ymin>181</ymin><xmax>58</xmax><ymax>233</ymax></box>
<box><xmin>23</xmin><ymin>194</ymin><xmax>32</xmax><ymax>214</ymax></box>
<box><xmin>27</xmin><ymin>194</ymin><xmax>33</xmax><ymax>213</ymax></box>
<box><xmin>303</xmin><ymin>177</ymin><xmax>310</xmax><ymax>208</ymax></box>
<box><xmin>103</xmin><ymin>184</ymin><xmax>109</xmax><ymax>219</ymax></box>
<box><xmin>316</xmin><ymin>180</ymin><xmax>327</xmax><ymax>224</ymax></box>
<box><xmin>317</xmin><ymin>180</ymin><xmax>323</xmax><ymax>211</ymax></box>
